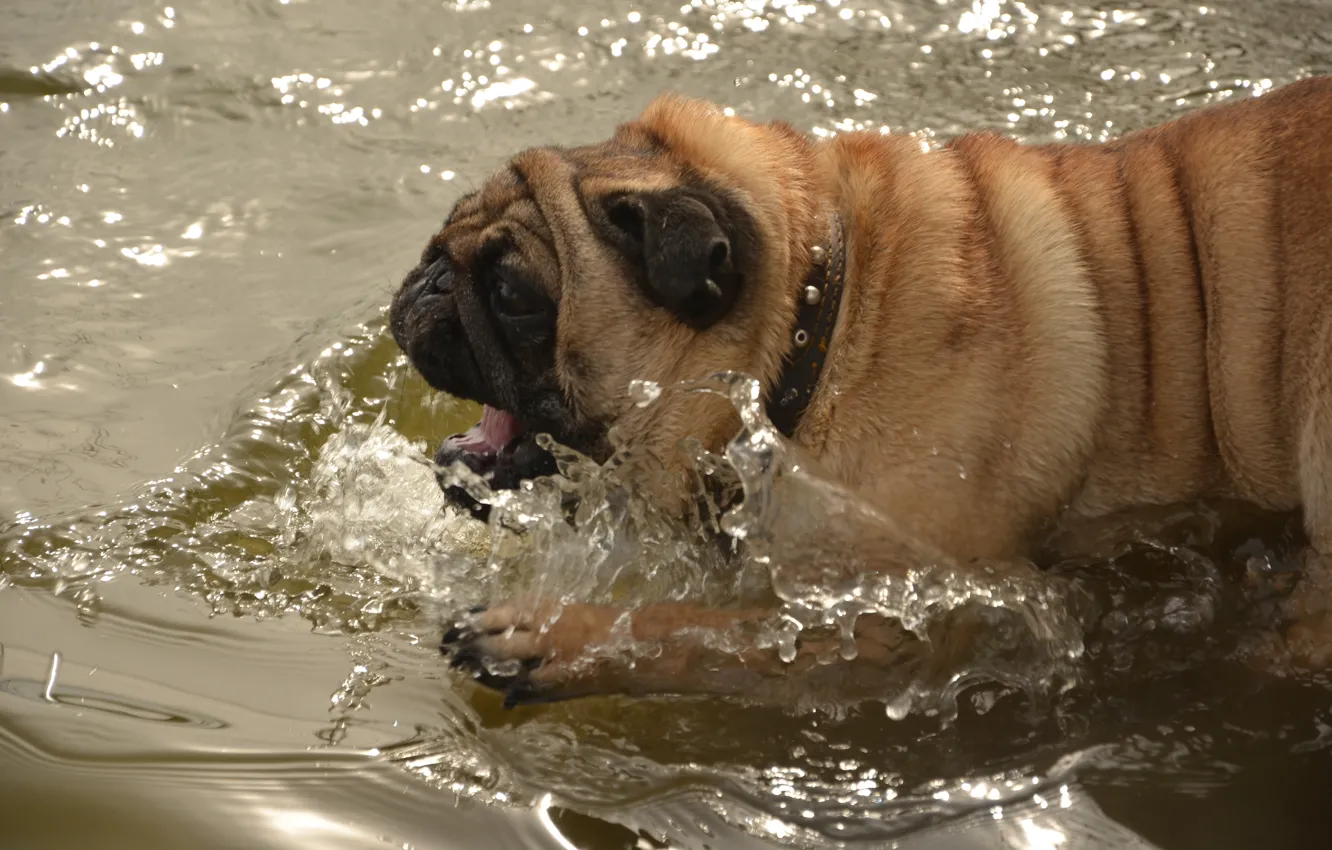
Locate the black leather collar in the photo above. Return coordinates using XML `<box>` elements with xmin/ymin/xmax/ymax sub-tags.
<box><xmin>766</xmin><ymin>211</ymin><xmax>847</xmax><ymax>438</ymax></box>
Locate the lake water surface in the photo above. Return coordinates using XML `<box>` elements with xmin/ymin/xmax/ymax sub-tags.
<box><xmin>4</xmin><ymin>1</ymin><xmax>1332</xmax><ymax>848</ymax></box>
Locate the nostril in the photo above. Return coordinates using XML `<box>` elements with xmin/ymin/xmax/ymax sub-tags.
<box><xmin>708</xmin><ymin>237</ymin><xmax>730</xmax><ymax>273</ymax></box>
<box><xmin>422</xmin><ymin>256</ymin><xmax>453</xmax><ymax>293</ymax></box>
<box><xmin>606</xmin><ymin>196</ymin><xmax>646</xmax><ymax>244</ymax></box>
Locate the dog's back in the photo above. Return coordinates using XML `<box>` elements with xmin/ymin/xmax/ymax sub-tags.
<box><xmin>809</xmin><ymin>78</ymin><xmax>1332</xmax><ymax>561</ymax></box>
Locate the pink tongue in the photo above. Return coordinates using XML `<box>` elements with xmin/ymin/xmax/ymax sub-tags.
<box><xmin>447</xmin><ymin>405</ymin><xmax>523</xmax><ymax>454</ymax></box>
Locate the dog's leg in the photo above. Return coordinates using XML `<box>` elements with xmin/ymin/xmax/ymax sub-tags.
<box><xmin>440</xmin><ymin>599</ymin><xmax>938</xmax><ymax>707</ymax></box>
<box><xmin>1278</xmin><ymin>343</ymin><xmax>1332</xmax><ymax>669</ymax></box>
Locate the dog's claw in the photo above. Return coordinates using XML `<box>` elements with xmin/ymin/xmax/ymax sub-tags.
<box><xmin>440</xmin><ymin>612</ymin><xmax>558</xmax><ymax>707</ymax></box>
<box><xmin>448</xmin><ymin>644</ymin><xmax>540</xmax><ymax>705</ymax></box>
<box><xmin>447</xmin><ymin>643</ymin><xmax>481</xmax><ymax>669</ymax></box>
<box><xmin>473</xmin><ymin>667</ymin><xmax>523</xmax><ymax>694</ymax></box>
<box><xmin>440</xmin><ymin>606</ymin><xmax>490</xmax><ymax>651</ymax></box>
<box><xmin>502</xmin><ymin>683</ymin><xmax>533</xmax><ymax>709</ymax></box>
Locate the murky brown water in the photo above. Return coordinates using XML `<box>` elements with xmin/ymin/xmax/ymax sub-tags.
<box><xmin>4</xmin><ymin>1</ymin><xmax>1332</xmax><ymax>848</ymax></box>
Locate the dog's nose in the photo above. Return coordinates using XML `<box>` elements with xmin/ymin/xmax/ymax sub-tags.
<box><xmin>403</xmin><ymin>255</ymin><xmax>452</xmax><ymax>304</ymax></box>
<box><xmin>423</xmin><ymin>256</ymin><xmax>452</xmax><ymax>291</ymax></box>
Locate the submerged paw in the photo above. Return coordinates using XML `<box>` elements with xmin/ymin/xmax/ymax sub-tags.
<box><xmin>439</xmin><ymin>606</ymin><xmax>558</xmax><ymax>707</ymax></box>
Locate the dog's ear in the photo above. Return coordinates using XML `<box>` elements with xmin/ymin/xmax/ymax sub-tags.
<box><xmin>600</xmin><ymin>188</ymin><xmax>741</xmax><ymax>329</ymax></box>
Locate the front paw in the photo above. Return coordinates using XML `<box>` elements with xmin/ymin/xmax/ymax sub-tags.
<box><xmin>439</xmin><ymin>602</ymin><xmax>620</xmax><ymax>707</ymax></box>
<box><xmin>1243</xmin><ymin>548</ymin><xmax>1332</xmax><ymax>673</ymax></box>
<box><xmin>440</xmin><ymin>606</ymin><xmax>550</xmax><ymax>707</ymax></box>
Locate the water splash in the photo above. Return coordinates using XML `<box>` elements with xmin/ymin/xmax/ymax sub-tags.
<box><xmin>0</xmin><ymin>336</ymin><xmax>1085</xmax><ymax>718</ymax></box>
<box><xmin>0</xmin><ymin>320</ymin><xmax>1258</xmax><ymax>845</ymax></box>
<box><xmin>0</xmin><ymin>319</ymin><xmax>477</xmax><ymax>633</ymax></box>
<box><xmin>661</xmin><ymin>372</ymin><xmax>1085</xmax><ymax>718</ymax></box>
<box><xmin>393</xmin><ymin>368</ymin><xmax>1085</xmax><ymax>720</ymax></box>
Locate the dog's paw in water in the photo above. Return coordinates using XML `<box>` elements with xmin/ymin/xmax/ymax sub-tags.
<box><xmin>439</xmin><ymin>599</ymin><xmax>938</xmax><ymax>707</ymax></box>
<box><xmin>1239</xmin><ymin>548</ymin><xmax>1332</xmax><ymax>674</ymax></box>
<box><xmin>440</xmin><ymin>601</ymin><xmax>627</xmax><ymax>707</ymax></box>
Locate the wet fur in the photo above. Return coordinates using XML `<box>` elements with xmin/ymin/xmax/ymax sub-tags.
<box><xmin>395</xmin><ymin>77</ymin><xmax>1332</xmax><ymax>705</ymax></box>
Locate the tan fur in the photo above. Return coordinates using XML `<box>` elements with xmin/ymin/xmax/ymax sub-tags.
<box><xmin>425</xmin><ymin>77</ymin><xmax>1332</xmax><ymax>702</ymax></box>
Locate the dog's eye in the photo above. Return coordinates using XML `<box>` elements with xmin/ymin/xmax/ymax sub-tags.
<box><xmin>493</xmin><ymin>274</ymin><xmax>544</xmax><ymax>317</ymax></box>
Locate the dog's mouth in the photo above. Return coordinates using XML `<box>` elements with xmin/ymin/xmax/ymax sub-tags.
<box><xmin>442</xmin><ymin>405</ymin><xmax>526</xmax><ymax>465</ymax></box>
<box><xmin>434</xmin><ymin>404</ymin><xmax>558</xmax><ymax>520</ymax></box>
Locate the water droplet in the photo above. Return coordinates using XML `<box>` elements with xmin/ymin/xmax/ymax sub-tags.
<box><xmin>885</xmin><ymin>693</ymin><xmax>912</xmax><ymax>721</ymax></box>
<box><xmin>628</xmin><ymin>378</ymin><xmax>662</xmax><ymax>407</ymax></box>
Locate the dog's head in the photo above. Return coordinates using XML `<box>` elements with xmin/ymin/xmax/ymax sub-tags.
<box><xmin>390</xmin><ymin>95</ymin><xmax>827</xmax><ymax>511</ymax></box>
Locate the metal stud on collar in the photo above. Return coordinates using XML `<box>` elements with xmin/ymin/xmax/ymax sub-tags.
<box><xmin>767</xmin><ymin>211</ymin><xmax>843</xmax><ymax>438</ymax></box>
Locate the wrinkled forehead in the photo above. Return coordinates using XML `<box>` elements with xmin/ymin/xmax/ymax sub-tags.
<box><xmin>449</xmin><ymin>123</ymin><xmax>688</xmax><ymax>218</ymax></box>
<box><xmin>428</xmin><ymin>159</ymin><xmax>554</xmax><ymax>287</ymax></box>
<box><xmin>428</xmin><ymin>127</ymin><xmax>686</xmax><ymax>280</ymax></box>
<box><xmin>558</xmin><ymin>127</ymin><xmax>684</xmax><ymax>194</ymax></box>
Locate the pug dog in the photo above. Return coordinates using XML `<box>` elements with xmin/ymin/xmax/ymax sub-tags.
<box><xmin>389</xmin><ymin>76</ymin><xmax>1332</xmax><ymax>707</ymax></box>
